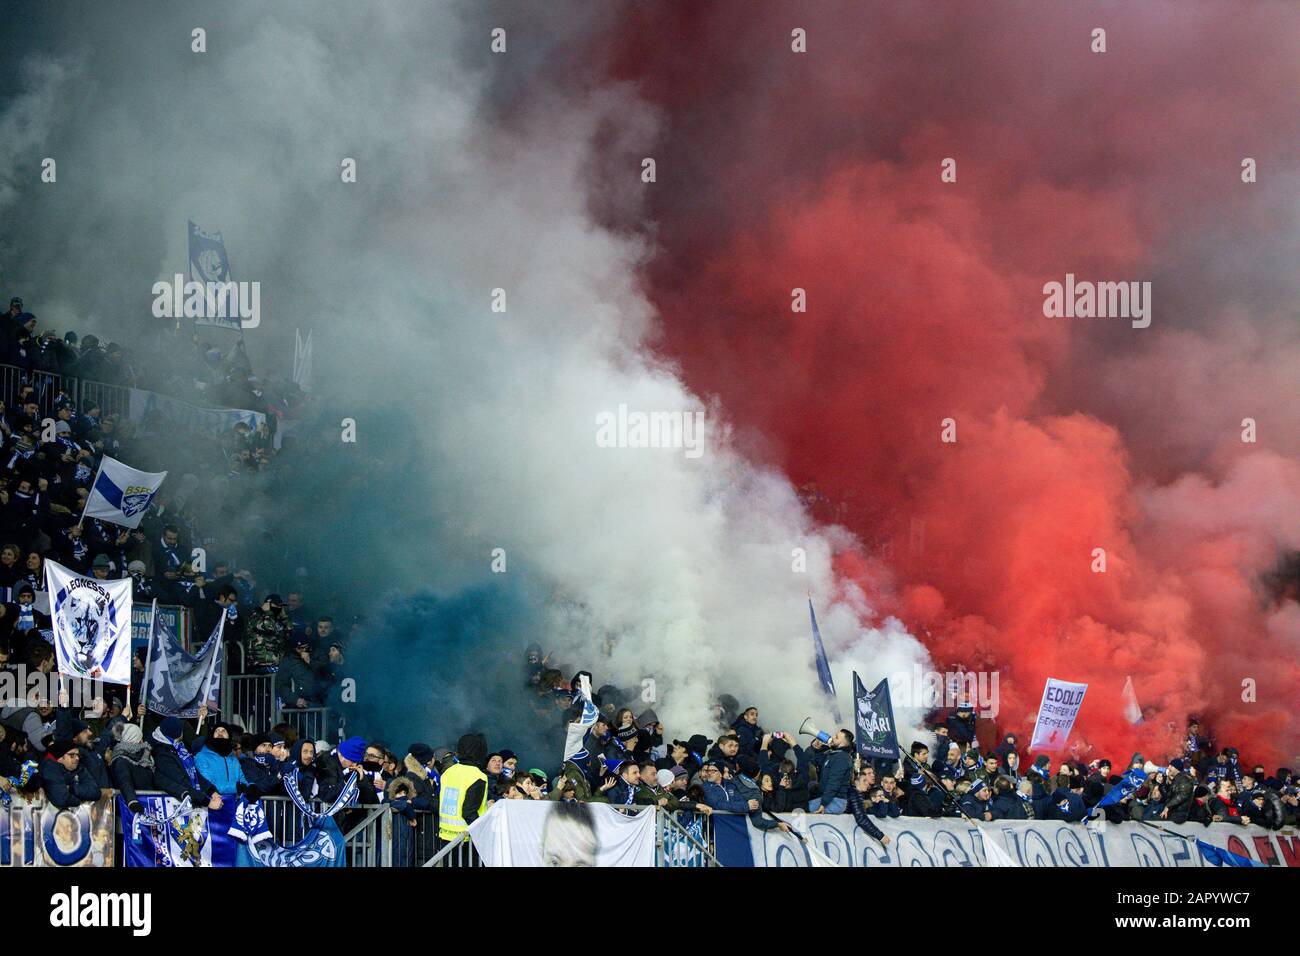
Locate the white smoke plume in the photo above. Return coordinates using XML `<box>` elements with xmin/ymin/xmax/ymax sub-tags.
<box><xmin>0</xmin><ymin>1</ymin><xmax>931</xmax><ymax>739</ymax></box>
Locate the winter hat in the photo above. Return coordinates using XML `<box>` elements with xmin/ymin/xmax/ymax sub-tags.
<box><xmin>432</xmin><ymin>746</ymin><xmax>452</xmax><ymax>764</ymax></box>
<box><xmin>16</xmin><ymin>583</ymin><xmax>34</xmax><ymax>598</ymax></box>
<box><xmin>670</xmin><ymin>766</ymin><xmax>688</xmax><ymax>781</ymax></box>
<box><xmin>337</xmin><ymin>736</ymin><xmax>366</xmax><ymax>763</ymax></box>
<box><xmin>408</xmin><ymin>743</ymin><xmax>434</xmax><ymax>765</ymax></box>
<box><xmin>1130</xmin><ymin>752</ymin><xmax>1145</xmax><ymax>767</ymax></box>
<box><xmin>55</xmin><ymin>420</ymin><xmax>71</xmax><ymax>434</ymax></box>
<box><xmin>602</xmin><ymin>758</ymin><xmax>629</xmax><ymax>776</ymax></box>
<box><xmin>685</xmin><ymin>734</ymin><xmax>712</xmax><ymax>756</ymax></box>
<box><xmin>656</xmin><ymin>769</ymin><xmax>675</xmax><ymax>788</ymax></box>
<box><xmin>92</xmin><ymin>554</ymin><xmax>112</xmax><ymax>569</ymax></box>
<box><xmin>268</xmin><ymin>732</ymin><xmax>287</xmax><ymax>747</ymax></box>
<box><xmin>127</xmin><ymin>560</ymin><xmax>147</xmax><ymax>573</ymax></box>
<box><xmin>498</xmin><ymin>749</ymin><xmax>517</xmax><ymax>762</ymax></box>
<box><xmin>1169</xmin><ymin>758</ymin><xmax>1186</xmax><ymax>772</ymax></box>
<box><xmin>48</xmin><ymin>739</ymin><xmax>77</xmax><ymax>759</ymax></box>
<box><xmin>66</xmin><ymin>719</ymin><xmax>90</xmax><ymax>738</ymax></box>
<box><xmin>159</xmin><ymin>716</ymin><xmax>185</xmax><ymax>740</ymax></box>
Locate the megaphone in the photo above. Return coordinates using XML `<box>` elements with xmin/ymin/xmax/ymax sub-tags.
<box><xmin>798</xmin><ymin>718</ymin><xmax>831</xmax><ymax>745</ymax></box>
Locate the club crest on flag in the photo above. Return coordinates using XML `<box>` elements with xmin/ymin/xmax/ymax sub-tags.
<box><xmin>120</xmin><ymin>484</ymin><xmax>154</xmax><ymax>517</ymax></box>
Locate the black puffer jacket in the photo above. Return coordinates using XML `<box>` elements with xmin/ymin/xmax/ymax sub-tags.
<box><xmin>151</xmin><ymin>732</ymin><xmax>217</xmax><ymax>805</ymax></box>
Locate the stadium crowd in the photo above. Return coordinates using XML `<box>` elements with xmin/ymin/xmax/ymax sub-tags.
<box><xmin>0</xmin><ymin>293</ymin><xmax>1295</xmax><ymax>865</ymax></box>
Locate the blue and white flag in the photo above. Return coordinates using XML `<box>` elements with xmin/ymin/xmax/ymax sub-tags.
<box><xmin>143</xmin><ymin>613</ymin><xmax>224</xmax><ymax>718</ymax></box>
<box><xmin>44</xmin><ymin>559</ymin><xmax>133</xmax><ymax>684</ymax></box>
<box><xmin>229</xmin><ymin>797</ymin><xmax>345</xmax><ymax>868</ymax></box>
<box><xmin>83</xmin><ymin>455</ymin><xmax>167</xmax><ymax>530</ymax></box>
<box><xmin>120</xmin><ymin>795</ymin><xmax>238</xmax><ymax>867</ymax></box>
<box><xmin>1092</xmin><ymin>767</ymin><xmax>1147</xmax><ymax>813</ymax></box>
<box><xmin>808</xmin><ymin>600</ymin><xmax>841</xmax><ymax>722</ymax></box>
<box><xmin>853</xmin><ymin>672</ymin><xmax>899</xmax><ymax>761</ymax></box>
<box><xmin>188</xmin><ymin>220</ymin><xmax>240</xmax><ymax>330</ymax></box>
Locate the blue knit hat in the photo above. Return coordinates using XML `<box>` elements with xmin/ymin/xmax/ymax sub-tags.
<box><xmin>160</xmin><ymin>716</ymin><xmax>185</xmax><ymax>740</ymax></box>
<box><xmin>337</xmin><ymin>736</ymin><xmax>366</xmax><ymax>763</ymax></box>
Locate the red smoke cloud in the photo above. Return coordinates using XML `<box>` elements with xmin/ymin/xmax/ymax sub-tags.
<box><xmin>595</xmin><ymin>2</ymin><xmax>1300</xmax><ymax>763</ymax></box>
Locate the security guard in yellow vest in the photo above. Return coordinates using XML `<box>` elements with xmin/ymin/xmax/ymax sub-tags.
<box><xmin>438</xmin><ymin>733</ymin><xmax>490</xmax><ymax>843</ymax></box>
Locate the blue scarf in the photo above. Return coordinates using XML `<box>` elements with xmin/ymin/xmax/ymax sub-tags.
<box><xmin>152</xmin><ymin>727</ymin><xmax>199</xmax><ymax>787</ymax></box>
<box><xmin>282</xmin><ymin>763</ymin><xmax>360</xmax><ymax>822</ymax></box>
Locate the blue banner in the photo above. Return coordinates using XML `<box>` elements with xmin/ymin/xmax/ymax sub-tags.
<box><xmin>119</xmin><ymin>795</ymin><xmax>239</xmax><ymax>867</ymax></box>
<box><xmin>853</xmin><ymin>672</ymin><xmax>900</xmax><ymax>761</ymax></box>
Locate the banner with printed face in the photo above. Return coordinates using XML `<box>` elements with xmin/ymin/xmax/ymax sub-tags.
<box><xmin>1029</xmin><ymin>677</ymin><xmax>1088</xmax><ymax>752</ymax></box>
<box><xmin>44</xmin><ymin>559</ymin><xmax>133</xmax><ymax>685</ymax></box>
<box><xmin>734</xmin><ymin>813</ymin><xmax>1298</xmax><ymax>867</ymax></box>
<box><xmin>1</xmin><ymin>795</ymin><xmax>115</xmax><ymax>867</ymax></box>
<box><xmin>467</xmin><ymin>800</ymin><xmax>656</xmax><ymax>867</ymax></box>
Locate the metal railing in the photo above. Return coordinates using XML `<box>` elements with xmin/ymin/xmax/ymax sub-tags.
<box><xmin>220</xmin><ymin>670</ymin><xmax>341</xmax><ymax>742</ymax></box>
<box><xmin>0</xmin><ymin>362</ymin><xmax>130</xmax><ymax>420</ymax></box>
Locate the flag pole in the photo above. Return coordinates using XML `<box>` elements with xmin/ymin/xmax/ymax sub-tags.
<box><xmin>195</xmin><ymin>614</ymin><xmax>225</xmax><ymax>733</ymax></box>
<box><xmin>137</xmin><ymin>598</ymin><xmax>158</xmax><ymax>728</ymax></box>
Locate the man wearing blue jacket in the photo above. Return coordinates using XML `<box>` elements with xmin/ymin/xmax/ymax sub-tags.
<box><xmin>700</xmin><ymin>760</ymin><xmax>759</xmax><ymax>814</ymax></box>
<box><xmin>810</xmin><ymin>729</ymin><xmax>854</xmax><ymax>814</ymax></box>
<box><xmin>194</xmin><ymin>723</ymin><xmax>249</xmax><ymax>796</ymax></box>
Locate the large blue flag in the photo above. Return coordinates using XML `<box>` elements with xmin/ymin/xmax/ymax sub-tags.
<box><xmin>808</xmin><ymin>600</ymin><xmax>841</xmax><ymax>722</ymax></box>
<box><xmin>853</xmin><ymin>672</ymin><xmax>900</xmax><ymax>761</ymax></box>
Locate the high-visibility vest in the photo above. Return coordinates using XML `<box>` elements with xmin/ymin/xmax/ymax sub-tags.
<box><xmin>438</xmin><ymin>762</ymin><xmax>488</xmax><ymax>840</ymax></box>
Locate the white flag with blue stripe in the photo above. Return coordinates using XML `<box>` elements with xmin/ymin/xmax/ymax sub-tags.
<box><xmin>83</xmin><ymin>455</ymin><xmax>167</xmax><ymax>529</ymax></box>
<box><xmin>44</xmin><ymin>559</ymin><xmax>133</xmax><ymax>685</ymax></box>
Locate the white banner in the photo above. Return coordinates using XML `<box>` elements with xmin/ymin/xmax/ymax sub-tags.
<box><xmin>83</xmin><ymin>455</ymin><xmax>168</xmax><ymax>529</ymax></box>
<box><xmin>744</xmin><ymin>814</ymin><xmax>1297</xmax><ymax>867</ymax></box>
<box><xmin>44</xmin><ymin>559</ymin><xmax>133</xmax><ymax>684</ymax></box>
<box><xmin>468</xmin><ymin>801</ymin><xmax>656</xmax><ymax>867</ymax></box>
<box><xmin>128</xmin><ymin>387</ymin><xmax>265</xmax><ymax>437</ymax></box>
<box><xmin>1030</xmin><ymin>677</ymin><xmax>1088</xmax><ymax>751</ymax></box>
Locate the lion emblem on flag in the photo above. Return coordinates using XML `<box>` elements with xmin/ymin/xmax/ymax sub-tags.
<box><xmin>57</xmin><ymin>588</ymin><xmax>111</xmax><ymax>675</ymax></box>
<box><xmin>193</xmin><ymin>247</ymin><xmax>226</xmax><ymax>282</ymax></box>
<box><xmin>120</xmin><ymin>484</ymin><xmax>153</xmax><ymax>518</ymax></box>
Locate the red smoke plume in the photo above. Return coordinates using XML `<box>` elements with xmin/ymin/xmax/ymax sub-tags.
<box><xmin>596</xmin><ymin>2</ymin><xmax>1300</xmax><ymax>763</ymax></box>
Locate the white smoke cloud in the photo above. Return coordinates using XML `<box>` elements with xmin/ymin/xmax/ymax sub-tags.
<box><xmin>1</xmin><ymin>1</ymin><xmax>931</xmax><ymax>738</ymax></box>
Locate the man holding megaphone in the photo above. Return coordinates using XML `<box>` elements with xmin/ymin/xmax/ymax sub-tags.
<box><xmin>801</xmin><ymin>722</ymin><xmax>855</xmax><ymax>814</ymax></box>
